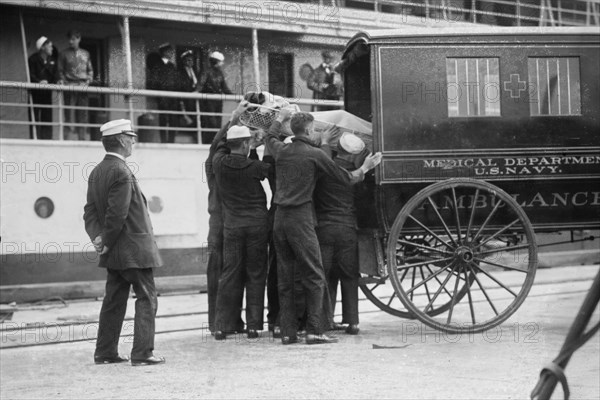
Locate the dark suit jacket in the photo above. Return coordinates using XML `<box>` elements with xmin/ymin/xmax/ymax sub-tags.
<box><xmin>84</xmin><ymin>154</ymin><xmax>163</xmax><ymax>270</ymax></box>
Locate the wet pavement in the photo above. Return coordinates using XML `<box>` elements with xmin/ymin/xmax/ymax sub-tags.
<box><xmin>1</xmin><ymin>265</ymin><xmax>599</xmax><ymax>399</ymax></box>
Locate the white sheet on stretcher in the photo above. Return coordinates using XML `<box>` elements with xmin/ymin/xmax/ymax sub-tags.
<box><xmin>309</xmin><ymin>110</ymin><xmax>373</xmax><ymax>151</ymax></box>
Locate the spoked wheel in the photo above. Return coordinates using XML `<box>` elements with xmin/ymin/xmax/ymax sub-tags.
<box><xmin>360</xmin><ymin>275</ymin><xmax>414</xmax><ymax>318</ymax></box>
<box><xmin>387</xmin><ymin>178</ymin><xmax>538</xmax><ymax>334</ymax></box>
<box><xmin>360</xmin><ymin>233</ymin><xmax>464</xmax><ymax>319</ymax></box>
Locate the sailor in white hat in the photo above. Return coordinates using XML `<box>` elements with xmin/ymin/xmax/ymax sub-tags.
<box><xmin>36</xmin><ymin>36</ymin><xmax>50</xmax><ymax>51</ymax></box>
<box><xmin>100</xmin><ymin>119</ymin><xmax>137</xmax><ymax>159</ymax></box>
<box><xmin>200</xmin><ymin>51</ymin><xmax>232</xmax><ymax>140</ymax></box>
<box><xmin>209</xmin><ymin>51</ymin><xmax>225</xmax><ymax>62</ymax></box>
<box><xmin>312</xmin><ymin>132</ymin><xmax>368</xmax><ymax>338</ymax></box>
<box><xmin>212</xmin><ymin>122</ymin><xmax>271</xmax><ymax>341</ymax></box>
<box><xmin>28</xmin><ymin>35</ymin><xmax>56</xmax><ymax>139</ymax></box>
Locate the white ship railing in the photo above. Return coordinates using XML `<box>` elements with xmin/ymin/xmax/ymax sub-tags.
<box><xmin>0</xmin><ymin>81</ymin><xmax>343</xmax><ymax>144</ymax></box>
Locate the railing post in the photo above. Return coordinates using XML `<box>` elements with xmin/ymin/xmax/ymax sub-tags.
<box><xmin>58</xmin><ymin>87</ymin><xmax>64</xmax><ymax>140</ymax></box>
<box><xmin>252</xmin><ymin>29</ymin><xmax>260</xmax><ymax>90</ymax></box>
<box><xmin>195</xmin><ymin>99</ymin><xmax>202</xmax><ymax>144</ymax></box>
<box><xmin>121</xmin><ymin>16</ymin><xmax>135</xmax><ymax>125</ymax></box>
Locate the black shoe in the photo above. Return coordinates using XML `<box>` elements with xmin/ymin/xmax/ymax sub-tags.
<box><xmin>214</xmin><ymin>331</ymin><xmax>226</xmax><ymax>341</ymax></box>
<box><xmin>272</xmin><ymin>326</ymin><xmax>281</xmax><ymax>339</ymax></box>
<box><xmin>345</xmin><ymin>324</ymin><xmax>360</xmax><ymax>335</ymax></box>
<box><xmin>305</xmin><ymin>334</ymin><xmax>339</xmax><ymax>345</ymax></box>
<box><xmin>94</xmin><ymin>355</ymin><xmax>129</xmax><ymax>364</ymax></box>
<box><xmin>281</xmin><ymin>336</ymin><xmax>300</xmax><ymax>345</ymax></box>
<box><xmin>131</xmin><ymin>355</ymin><xmax>165</xmax><ymax>366</ymax></box>
<box><xmin>247</xmin><ymin>329</ymin><xmax>259</xmax><ymax>339</ymax></box>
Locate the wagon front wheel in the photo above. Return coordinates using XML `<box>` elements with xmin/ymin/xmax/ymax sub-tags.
<box><xmin>387</xmin><ymin>179</ymin><xmax>538</xmax><ymax>334</ymax></box>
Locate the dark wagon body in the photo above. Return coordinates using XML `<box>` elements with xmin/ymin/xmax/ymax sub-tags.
<box><xmin>342</xmin><ymin>27</ymin><xmax>600</xmax><ymax>333</ymax></box>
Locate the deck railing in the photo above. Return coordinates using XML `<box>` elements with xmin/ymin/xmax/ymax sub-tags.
<box><xmin>337</xmin><ymin>0</ymin><xmax>600</xmax><ymax>26</ymax></box>
<box><xmin>0</xmin><ymin>81</ymin><xmax>343</xmax><ymax>144</ymax></box>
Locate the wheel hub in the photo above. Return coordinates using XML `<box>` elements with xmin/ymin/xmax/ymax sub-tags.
<box><xmin>455</xmin><ymin>246</ymin><xmax>474</xmax><ymax>263</ymax></box>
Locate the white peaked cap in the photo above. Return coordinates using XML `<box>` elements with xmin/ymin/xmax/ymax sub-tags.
<box><xmin>226</xmin><ymin>125</ymin><xmax>251</xmax><ymax>140</ymax></box>
<box><xmin>36</xmin><ymin>36</ymin><xmax>49</xmax><ymax>50</ymax></box>
<box><xmin>100</xmin><ymin>119</ymin><xmax>137</xmax><ymax>137</ymax></box>
<box><xmin>339</xmin><ymin>133</ymin><xmax>365</xmax><ymax>154</ymax></box>
<box><xmin>209</xmin><ymin>51</ymin><xmax>225</xmax><ymax>61</ymax></box>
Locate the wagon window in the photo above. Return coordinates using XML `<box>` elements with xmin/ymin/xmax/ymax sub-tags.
<box><xmin>446</xmin><ymin>58</ymin><xmax>500</xmax><ymax>117</ymax></box>
<box><xmin>528</xmin><ymin>57</ymin><xmax>581</xmax><ymax>116</ymax></box>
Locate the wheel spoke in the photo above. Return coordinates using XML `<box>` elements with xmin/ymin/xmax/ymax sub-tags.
<box><xmin>467</xmin><ymin>263</ymin><xmax>499</xmax><ymax>316</ymax></box>
<box><xmin>474</xmin><ymin>219</ymin><xmax>521</xmax><ymax>250</ymax></box>
<box><xmin>406</xmin><ymin>262</ymin><xmax>454</xmax><ymax>295</ymax></box>
<box><xmin>407</xmin><ymin>215</ymin><xmax>455</xmax><ymax>252</ymax></box>
<box><xmin>424</xmin><ymin>262</ymin><xmax>457</xmax><ymax>313</ymax></box>
<box><xmin>477</xmin><ymin>243</ymin><xmax>531</xmax><ymax>256</ymax></box>
<box><xmin>472</xmin><ymin>198</ymin><xmax>503</xmax><ymax>243</ymax></box>
<box><xmin>427</xmin><ymin>197</ymin><xmax>459</xmax><ymax>247</ymax></box>
<box><xmin>470</xmin><ymin>261</ymin><xmax>518</xmax><ymax>297</ymax></box>
<box><xmin>463</xmin><ymin>268</ymin><xmax>476</xmax><ymax>325</ymax></box>
<box><xmin>451</xmin><ymin>187</ymin><xmax>463</xmax><ymax>244</ymax></box>
<box><xmin>410</xmin><ymin>268</ymin><xmax>416</xmax><ymax>301</ymax></box>
<box><xmin>473</xmin><ymin>257</ymin><xmax>529</xmax><ymax>273</ymax></box>
<box><xmin>465</xmin><ymin>188</ymin><xmax>480</xmax><ymax>241</ymax></box>
<box><xmin>419</xmin><ymin>266</ymin><xmax>433</xmax><ymax>304</ymax></box>
<box><xmin>369</xmin><ymin>282</ymin><xmax>382</xmax><ymax>292</ymax></box>
<box><xmin>386</xmin><ymin>291</ymin><xmax>397</xmax><ymax>307</ymax></box>
<box><xmin>425</xmin><ymin>265</ymin><xmax>454</xmax><ymax>297</ymax></box>
<box><xmin>396</xmin><ymin>256</ymin><xmax>455</xmax><ymax>271</ymax></box>
<box><xmin>397</xmin><ymin>239</ymin><xmax>451</xmax><ymax>256</ymax></box>
<box><xmin>446</xmin><ymin>265</ymin><xmax>463</xmax><ymax>324</ymax></box>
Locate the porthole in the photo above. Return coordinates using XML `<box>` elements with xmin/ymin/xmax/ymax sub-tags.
<box><xmin>148</xmin><ymin>196</ymin><xmax>163</xmax><ymax>213</ymax></box>
<box><xmin>34</xmin><ymin>197</ymin><xmax>54</xmax><ymax>219</ymax></box>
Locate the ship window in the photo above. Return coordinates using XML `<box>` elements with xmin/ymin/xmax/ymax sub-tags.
<box><xmin>446</xmin><ymin>58</ymin><xmax>501</xmax><ymax>117</ymax></box>
<box><xmin>528</xmin><ymin>57</ymin><xmax>581</xmax><ymax>116</ymax></box>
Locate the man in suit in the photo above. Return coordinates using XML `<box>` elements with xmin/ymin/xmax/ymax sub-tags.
<box><xmin>153</xmin><ymin>43</ymin><xmax>179</xmax><ymax>143</ymax></box>
<box><xmin>178</xmin><ymin>50</ymin><xmax>199</xmax><ymax>142</ymax></box>
<box><xmin>307</xmin><ymin>51</ymin><xmax>342</xmax><ymax>111</ymax></box>
<box><xmin>83</xmin><ymin>119</ymin><xmax>165</xmax><ymax>366</ymax></box>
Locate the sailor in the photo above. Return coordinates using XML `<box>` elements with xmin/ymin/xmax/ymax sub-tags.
<box><xmin>205</xmin><ymin>102</ymin><xmax>250</xmax><ymax>335</ymax></box>
<box><xmin>265</xmin><ymin>110</ymin><xmax>382</xmax><ymax>345</ymax></box>
<box><xmin>212</xmin><ymin>122</ymin><xmax>271</xmax><ymax>340</ymax></box>
<box><xmin>314</xmin><ymin>133</ymin><xmax>368</xmax><ymax>335</ymax></box>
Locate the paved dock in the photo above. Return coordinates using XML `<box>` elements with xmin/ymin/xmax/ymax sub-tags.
<box><xmin>1</xmin><ymin>265</ymin><xmax>599</xmax><ymax>399</ymax></box>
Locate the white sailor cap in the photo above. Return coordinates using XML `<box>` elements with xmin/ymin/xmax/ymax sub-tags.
<box><xmin>339</xmin><ymin>133</ymin><xmax>365</xmax><ymax>154</ymax></box>
<box><xmin>226</xmin><ymin>125</ymin><xmax>251</xmax><ymax>140</ymax></box>
<box><xmin>158</xmin><ymin>42</ymin><xmax>173</xmax><ymax>51</ymax></box>
<box><xmin>100</xmin><ymin>119</ymin><xmax>137</xmax><ymax>137</ymax></box>
<box><xmin>36</xmin><ymin>36</ymin><xmax>49</xmax><ymax>50</ymax></box>
<box><xmin>209</xmin><ymin>51</ymin><xmax>224</xmax><ymax>61</ymax></box>
<box><xmin>180</xmin><ymin>50</ymin><xmax>193</xmax><ymax>59</ymax></box>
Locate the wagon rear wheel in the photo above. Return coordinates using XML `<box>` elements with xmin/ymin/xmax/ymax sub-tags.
<box><xmin>387</xmin><ymin>178</ymin><xmax>537</xmax><ymax>334</ymax></box>
<box><xmin>360</xmin><ymin>232</ymin><xmax>470</xmax><ymax>319</ymax></box>
<box><xmin>360</xmin><ymin>276</ymin><xmax>414</xmax><ymax>318</ymax></box>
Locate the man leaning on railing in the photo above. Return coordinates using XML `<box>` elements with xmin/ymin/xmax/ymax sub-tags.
<box><xmin>57</xmin><ymin>29</ymin><xmax>93</xmax><ymax>141</ymax></box>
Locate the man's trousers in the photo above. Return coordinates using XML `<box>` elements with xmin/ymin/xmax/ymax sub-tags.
<box><xmin>273</xmin><ymin>204</ymin><xmax>331</xmax><ymax>338</ymax></box>
<box><xmin>95</xmin><ymin>267</ymin><xmax>157</xmax><ymax>360</ymax></box>
<box><xmin>316</xmin><ymin>224</ymin><xmax>360</xmax><ymax>325</ymax></box>
<box><xmin>215</xmin><ymin>224</ymin><xmax>268</xmax><ymax>331</ymax></box>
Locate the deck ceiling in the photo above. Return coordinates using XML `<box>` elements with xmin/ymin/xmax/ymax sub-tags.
<box><xmin>7</xmin><ymin>0</ymin><xmax>474</xmax><ymax>44</ymax></box>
